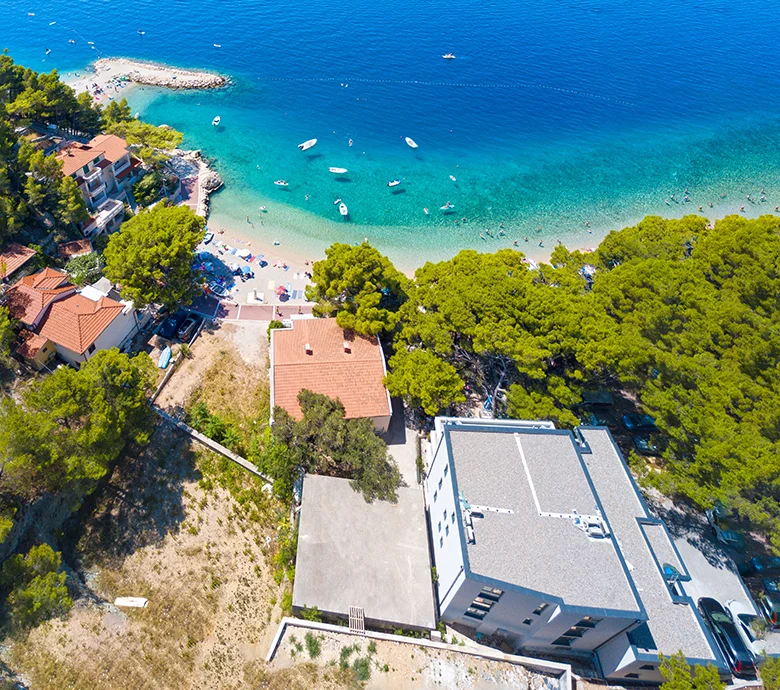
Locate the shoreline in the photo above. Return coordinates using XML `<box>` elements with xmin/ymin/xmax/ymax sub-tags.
<box><xmin>64</xmin><ymin>57</ymin><xmax>228</xmax><ymax>105</ymax></box>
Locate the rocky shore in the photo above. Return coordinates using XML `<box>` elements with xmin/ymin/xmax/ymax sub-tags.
<box><xmin>166</xmin><ymin>149</ymin><xmax>223</xmax><ymax>218</ymax></box>
<box><xmin>88</xmin><ymin>57</ymin><xmax>229</xmax><ymax>90</ymax></box>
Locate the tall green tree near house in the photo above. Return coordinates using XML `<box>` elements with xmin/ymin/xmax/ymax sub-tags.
<box><xmin>271</xmin><ymin>390</ymin><xmax>401</xmax><ymax>503</ymax></box>
<box><xmin>658</xmin><ymin>651</ymin><xmax>723</xmax><ymax>690</ymax></box>
<box><xmin>56</xmin><ymin>174</ymin><xmax>89</xmax><ymax>226</ymax></box>
<box><xmin>385</xmin><ymin>349</ymin><xmax>465</xmax><ymax>416</ymax></box>
<box><xmin>0</xmin><ymin>350</ymin><xmax>156</xmax><ymax>497</ymax></box>
<box><xmin>305</xmin><ymin>242</ymin><xmax>409</xmax><ymax>335</ymax></box>
<box><xmin>103</xmin><ymin>204</ymin><xmax>205</xmax><ymax>309</ymax></box>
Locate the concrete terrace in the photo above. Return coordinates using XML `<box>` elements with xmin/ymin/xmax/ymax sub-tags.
<box><xmin>293</xmin><ymin>474</ymin><xmax>436</xmax><ymax>631</ymax></box>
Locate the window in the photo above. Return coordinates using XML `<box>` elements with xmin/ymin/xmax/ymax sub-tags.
<box><xmin>438</xmin><ymin>477</ymin><xmax>443</xmax><ymax>490</ymax></box>
<box><xmin>639</xmin><ymin>665</ymin><xmax>655</xmax><ymax>671</ymax></box>
<box><xmin>522</xmin><ymin>618</ymin><xmax>532</xmax><ymax>625</ymax></box>
<box><xmin>451</xmin><ymin>513</ymin><xmax>456</xmax><ymax>524</ymax></box>
<box><xmin>443</xmin><ymin>509</ymin><xmax>448</xmax><ymax>521</ymax></box>
<box><xmin>532</xmin><ymin>603</ymin><xmax>549</xmax><ymax>616</ymax></box>
<box><xmin>438</xmin><ymin>522</ymin><xmax>441</xmax><ymax>533</ymax></box>
<box><xmin>445</xmin><ymin>525</ymin><xmax>449</xmax><ymax>536</ymax></box>
<box><xmin>87</xmin><ymin>343</ymin><xmax>96</xmax><ymax>354</ymax></box>
<box><xmin>480</xmin><ymin>587</ymin><xmax>503</xmax><ymax>602</ymax></box>
<box><xmin>439</xmin><ymin>537</ymin><xmax>443</xmax><ymax>548</ymax></box>
<box><xmin>575</xmin><ymin>616</ymin><xmax>602</xmax><ymax>628</ymax></box>
<box><xmin>433</xmin><ymin>490</ymin><xmax>438</xmax><ymax>502</ymax></box>
<box><xmin>564</xmin><ymin>627</ymin><xmax>587</xmax><ymax>638</ymax></box>
<box><xmin>625</xmin><ymin>673</ymin><xmax>640</xmax><ymax>679</ymax></box>
<box><xmin>82</xmin><ymin>165</ymin><xmax>89</xmax><ymax>174</ymax></box>
<box><xmin>464</xmin><ymin>607</ymin><xmax>486</xmax><ymax>620</ymax></box>
<box><xmin>471</xmin><ymin>597</ymin><xmax>493</xmax><ymax>611</ymax></box>
<box><xmin>444</xmin><ymin>465</ymin><xmax>449</xmax><ymax>477</ymax></box>
<box><xmin>552</xmin><ymin>636</ymin><xmax>575</xmax><ymax>647</ymax></box>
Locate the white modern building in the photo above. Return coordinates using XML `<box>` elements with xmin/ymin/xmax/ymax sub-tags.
<box><xmin>423</xmin><ymin>418</ymin><xmax>727</xmax><ymax>683</ymax></box>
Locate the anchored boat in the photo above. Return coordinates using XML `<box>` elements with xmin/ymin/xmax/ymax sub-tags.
<box><xmin>329</xmin><ymin>167</ymin><xmax>348</xmax><ymax>174</ymax></box>
<box><xmin>339</xmin><ymin>202</ymin><xmax>349</xmax><ymax>216</ymax></box>
<box><xmin>298</xmin><ymin>138</ymin><xmax>317</xmax><ymax>151</ymax></box>
<box><xmin>405</xmin><ymin>137</ymin><xmax>418</xmax><ymax>149</ymax></box>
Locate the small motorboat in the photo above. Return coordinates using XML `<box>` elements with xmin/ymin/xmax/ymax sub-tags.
<box><xmin>212</xmin><ymin>116</ymin><xmax>221</xmax><ymax>126</ymax></box>
<box><xmin>87</xmin><ymin>41</ymin><xmax>94</xmax><ymax>45</ymax></box>
<box><xmin>137</xmin><ymin>29</ymin><xmax>145</xmax><ymax>35</ymax></box>
<box><xmin>333</xmin><ymin>198</ymin><xmax>342</xmax><ymax>205</ymax></box>
<box><xmin>329</xmin><ymin>167</ymin><xmax>348</xmax><ymax>174</ymax></box>
<box><xmin>449</xmin><ymin>175</ymin><xmax>457</xmax><ymax>181</ymax></box>
<box><xmin>405</xmin><ymin>137</ymin><xmax>418</xmax><ymax>149</ymax></box>
<box><xmin>27</xmin><ymin>12</ymin><xmax>35</xmax><ymax>16</ymax></box>
<box><xmin>274</xmin><ymin>180</ymin><xmax>289</xmax><ymax>187</ymax></box>
<box><xmin>440</xmin><ymin>202</ymin><xmax>455</xmax><ymax>210</ymax></box>
<box><xmin>339</xmin><ymin>202</ymin><xmax>349</xmax><ymax>216</ymax></box>
<box><xmin>388</xmin><ymin>180</ymin><xmax>401</xmax><ymax>187</ymax></box>
<box><xmin>203</xmin><ymin>231</ymin><xmax>214</xmax><ymax>244</ymax></box>
<box><xmin>214</xmin><ymin>43</ymin><xmax>222</xmax><ymax>48</ymax></box>
<box><xmin>158</xmin><ymin>345</ymin><xmax>172</xmax><ymax>370</ymax></box>
<box><xmin>298</xmin><ymin>138</ymin><xmax>317</xmax><ymax>151</ymax></box>
<box><xmin>45</xmin><ymin>48</ymin><xmax>51</xmax><ymax>55</ymax></box>
<box><xmin>442</xmin><ymin>53</ymin><xmax>456</xmax><ymax>59</ymax></box>
<box><xmin>49</xmin><ymin>21</ymin><xmax>56</xmax><ymax>25</ymax></box>
<box><xmin>423</xmin><ymin>207</ymin><xmax>429</xmax><ymax>215</ymax></box>
<box><xmin>208</xmin><ymin>281</ymin><xmax>231</xmax><ymax>299</ymax></box>
<box><xmin>68</xmin><ymin>39</ymin><xmax>76</xmax><ymax>44</ymax></box>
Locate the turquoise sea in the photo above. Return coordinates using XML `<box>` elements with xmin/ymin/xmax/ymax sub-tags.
<box><xmin>3</xmin><ymin>0</ymin><xmax>780</xmax><ymax>267</ymax></box>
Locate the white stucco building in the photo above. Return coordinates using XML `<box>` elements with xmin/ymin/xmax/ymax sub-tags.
<box><xmin>423</xmin><ymin>418</ymin><xmax>727</xmax><ymax>683</ymax></box>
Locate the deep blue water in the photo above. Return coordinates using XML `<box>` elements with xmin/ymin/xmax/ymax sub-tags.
<box><xmin>3</xmin><ymin>0</ymin><xmax>780</xmax><ymax>265</ymax></box>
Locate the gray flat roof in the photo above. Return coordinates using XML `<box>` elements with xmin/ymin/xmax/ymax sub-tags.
<box><xmin>580</xmin><ymin>428</ymin><xmax>716</xmax><ymax>661</ymax></box>
<box><xmin>293</xmin><ymin>474</ymin><xmax>436</xmax><ymax>630</ymax></box>
<box><xmin>447</xmin><ymin>427</ymin><xmax>641</xmax><ymax>614</ymax></box>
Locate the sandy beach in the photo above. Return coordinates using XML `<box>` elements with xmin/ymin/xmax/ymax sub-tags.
<box><xmin>65</xmin><ymin>57</ymin><xmax>227</xmax><ymax>105</ymax></box>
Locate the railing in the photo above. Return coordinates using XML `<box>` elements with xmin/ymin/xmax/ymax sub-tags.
<box><xmin>95</xmin><ymin>199</ymin><xmax>123</xmax><ymax>228</ymax></box>
<box><xmin>113</xmin><ymin>157</ymin><xmax>131</xmax><ymax>175</ymax></box>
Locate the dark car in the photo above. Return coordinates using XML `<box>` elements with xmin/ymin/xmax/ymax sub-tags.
<box><xmin>739</xmin><ymin>555</ymin><xmax>780</xmax><ymax>578</ymax></box>
<box><xmin>158</xmin><ymin>310</ymin><xmax>187</xmax><ymax>340</ymax></box>
<box><xmin>621</xmin><ymin>413</ymin><xmax>657</xmax><ymax>432</ymax></box>
<box><xmin>698</xmin><ymin>597</ymin><xmax>757</xmax><ymax>678</ymax></box>
<box><xmin>759</xmin><ymin>579</ymin><xmax>780</xmax><ymax>628</ymax></box>
<box><xmin>177</xmin><ymin>314</ymin><xmax>201</xmax><ymax>342</ymax></box>
<box><xmin>581</xmin><ymin>409</ymin><xmax>615</xmax><ymax>428</ymax></box>
<box><xmin>633</xmin><ymin>434</ymin><xmax>662</xmax><ymax>456</ymax></box>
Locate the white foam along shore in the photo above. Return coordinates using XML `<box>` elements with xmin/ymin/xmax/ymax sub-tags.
<box><xmin>66</xmin><ymin>57</ymin><xmax>228</xmax><ymax>102</ymax></box>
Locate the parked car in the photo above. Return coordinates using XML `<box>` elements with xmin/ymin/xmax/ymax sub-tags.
<box><xmin>759</xmin><ymin>579</ymin><xmax>780</xmax><ymax>628</ymax></box>
<box><xmin>633</xmin><ymin>434</ymin><xmax>662</xmax><ymax>455</ymax></box>
<box><xmin>208</xmin><ymin>281</ymin><xmax>231</xmax><ymax>299</ymax></box>
<box><xmin>581</xmin><ymin>407</ymin><xmax>616</xmax><ymax>428</ymax></box>
<box><xmin>177</xmin><ymin>314</ymin><xmax>201</xmax><ymax>342</ymax></box>
<box><xmin>158</xmin><ymin>310</ymin><xmax>187</xmax><ymax>340</ymax></box>
<box><xmin>725</xmin><ymin>599</ymin><xmax>763</xmax><ymax>656</ymax></box>
<box><xmin>705</xmin><ymin>502</ymin><xmax>745</xmax><ymax>550</ymax></box>
<box><xmin>739</xmin><ymin>555</ymin><xmax>780</xmax><ymax>578</ymax></box>
<box><xmin>698</xmin><ymin>598</ymin><xmax>757</xmax><ymax>678</ymax></box>
<box><xmin>621</xmin><ymin>413</ymin><xmax>657</xmax><ymax>431</ymax></box>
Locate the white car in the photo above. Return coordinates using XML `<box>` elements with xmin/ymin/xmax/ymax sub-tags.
<box><xmin>725</xmin><ymin>599</ymin><xmax>762</xmax><ymax>656</ymax></box>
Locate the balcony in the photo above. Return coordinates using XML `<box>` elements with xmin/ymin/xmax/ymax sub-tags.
<box><xmin>113</xmin><ymin>156</ymin><xmax>131</xmax><ymax>175</ymax></box>
<box><xmin>95</xmin><ymin>199</ymin><xmax>123</xmax><ymax>230</ymax></box>
<box><xmin>83</xmin><ymin>166</ymin><xmax>102</xmax><ymax>184</ymax></box>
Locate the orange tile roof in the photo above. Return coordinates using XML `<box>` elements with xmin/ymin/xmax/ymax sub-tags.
<box><xmin>57</xmin><ymin>239</ymin><xmax>93</xmax><ymax>259</ymax></box>
<box><xmin>5</xmin><ymin>269</ymin><xmax>74</xmax><ymax>325</ymax></box>
<box><xmin>0</xmin><ymin>243</ymin><xmax>36</xmax><ymax>280</ymax></box>
<box><xmin>15</xmin><ymin>331</ymin><xmax>50</xmax><ymax>359</ymax></box>
<box><xmin>87</xmin><ymin>134</ymin><xmax>129</xmax><ymax>165</ymax></box>
<box><xmin>272</xmin><ymin>318</ymin><xmax>391</xmax><ymax>421</ymax></box>
<box><xmin>38</xmin><ymin>293</ymin><xmax>124</xmax><ymax>354</ymax></box>
<box><xmin>56</xmin><ymin>142</ymin><xmax>103</xmax><ymax>177</ymax></box>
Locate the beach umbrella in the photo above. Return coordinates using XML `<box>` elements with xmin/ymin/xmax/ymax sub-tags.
<box><xmin>275</xmin><ymin>285</ymin><xmax>287</xmax><ymax>295</ymax></box>
<box><xmin>237</xmin><ymin>248</ymin><xmax>251</xmax><ymax>259</ymax></box>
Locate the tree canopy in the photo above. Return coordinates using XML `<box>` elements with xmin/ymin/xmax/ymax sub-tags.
<box><xmin>385</xmin><ymin>349</ymin><xmax>465</xmax><ymax>416</ymax></box>
<box><xmin>271</xmin><ymin>390</ymin><xmax>401</xmax><ymax>502</ymax></box>
<box><xmin>305</xmin><ymin>242</ymin><xmax>409</xmax><ymax>335</ymax></box>
<box><xmin>103</xmin><ymin>204</ymin><xmax>205</xmax><ymax>309</ymax></box>
<box><xmin>659</xmin><ymin>651</ymin><xmax>723</xmax><ymax>690</ymax></box>
<box><xmin>0</xmin><ymin>349</ymin><xmax>156</xmax><ymax>496</ymax></box>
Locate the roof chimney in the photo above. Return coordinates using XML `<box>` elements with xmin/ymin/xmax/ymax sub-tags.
<box><xmin>343</xmin><ymin>341</ymin><xmax>351</xmax><ymax>353</ymax></box>
<box><xmin>305</xmin><ymin>342</ymin><xmax>312</xmax><ymax>355</ymax></box>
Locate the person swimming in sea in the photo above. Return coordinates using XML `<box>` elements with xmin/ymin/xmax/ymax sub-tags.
<box><xmin>538</xmin><ymin>240</ymin><xmax>544</xmax><ymax>247</ymax></box>
<box><xmin>349</xmin><ymin>139</ymin><xmax>353</xmax><ymax>146</ymax></box>
<box><xmin>513</xmin><ymin>240</ymin><xmax>518</xmax><ymax>246</ymax></box>
<box><xmin>524</xmin><ymin>236</ymin><xmax>529</xmax><ymax>242</ymax></box>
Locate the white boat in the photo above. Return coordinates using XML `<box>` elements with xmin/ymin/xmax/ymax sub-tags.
<box><xmin>333</xmin><ymin>198</ymin><xmax>342</xmax><ymax>205</ymax></box>
<box><xmin>274</xmin><ymin>180</ymin><xmax>289</xmax><ymax>187</ymax></box>
<box><xmin>214</xmin><ymin>43</ymin><xmax>222</xmax><ymax>48</ymax></box>
<box><xmin>339</xmin><ymin>202</ymin><xmax>349</xmax><ymax>216</ymax></box>
<box><xmin>387</xmin><ymin>180</ymin><xmax>401</xmax><ymax>187</ymax></box>
<box><xmin>87</xmin><ymin>41</ymin><xmax>94</xmax><ymax>45</ymax></box>
<box><xmin>449</xmin><ymin>175</ymin><xmax>457</xmax><ymax>181</ymax></box>
<box><xmin>440</xmin><ymin>202</ymin><xmax>455</xmax><ymax>210</ymax></box>
<box><xmin>27</xmin><ymin>12</ymin><xmax>35</xmax><ymax>16</ymax></box>
<box><xmin>68</xmin><ymin>39</ymin><xmax>76</xmax><ymax>44</ymax></box>
<box><xmin>49</xmin><ymin>21</ymin><xmax>56</xmax><ymax>25</ymax></box>
<box><xmin>443</xmin><ymin>53</ymin><xmax>456</xmax><ymax>59</ymax></box>
<box><xmin>45</xmin><ymin>48</ymin><xmax>51</xmax><ymax>55</ymax></box>
<box><xmin>329</xmin><ymin>167</ymin><xmax>348</xmax><ymax>174</ymax></box>
<box><xmin>405</xmin><ymin>137</ymin><xmax>418</xmax><ymax>149</ymax></box>
<box><xmin>137</xmin><ymin>29</ymin><xmax>145</xmax><ymax>35</ymax></box>
<box><xmin>298</xmin><ymin>138</ymin><xmax>317</xmax><ymax>151</ymax></box>
<box><xmin>212</xmin><ymin>116</ymin><xmax>221</xmax><ymax>126</ymax></box>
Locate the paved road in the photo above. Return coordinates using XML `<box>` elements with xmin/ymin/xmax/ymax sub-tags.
<box><xmin>216</xmin><ymin>303</ymin><xmax>315</xmax><ymax>321</ymax></box>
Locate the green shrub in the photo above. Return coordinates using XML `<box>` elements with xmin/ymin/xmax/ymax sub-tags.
<box><xmin>301</xmin><ymin>605</ymin><xmax>322</xmax><ymax>622</ymax></box>
<box><xmin>352</xmin><ymin>657</ymin><xmax>371</xmax><ymax>682</ymax></box>
<box><xmin>267</xmin><ymin>320</ymin><xmax>285</xmax><ymax>340</ymax></box>
<box><xmin>305</xmin><ymin>632</ymin><xmax>321</xmax><ymax>658</ymax></box>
